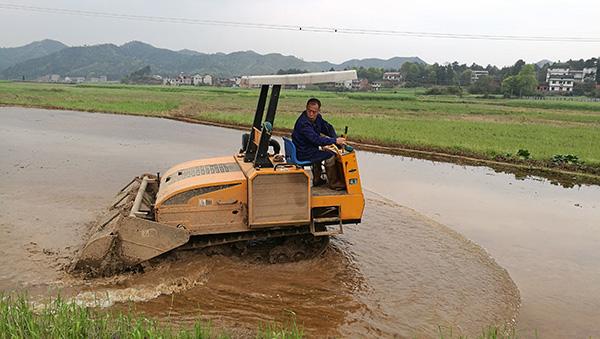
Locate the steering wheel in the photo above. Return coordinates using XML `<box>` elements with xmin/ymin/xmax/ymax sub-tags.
<box><xmin>323</xmin><ymin>144</ymin><xmax>344</xmax><ymax>156</ymax></box>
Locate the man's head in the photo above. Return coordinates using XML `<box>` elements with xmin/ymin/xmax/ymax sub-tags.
<box><xmin>306</xmin><ymin>98</ymin><xmax>321</xmax><ymax>121</ymax></box>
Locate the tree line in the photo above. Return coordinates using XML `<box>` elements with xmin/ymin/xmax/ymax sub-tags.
<box><xmin>345</xmin><ymin>58</ymin><xmax>597</xmax><ymax>97</ymax></box>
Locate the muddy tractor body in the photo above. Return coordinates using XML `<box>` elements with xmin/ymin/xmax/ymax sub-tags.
<box><xmin>74</xmin><ymin>70</ymin><xmax>364</xmax><ymax>274</ymax></box>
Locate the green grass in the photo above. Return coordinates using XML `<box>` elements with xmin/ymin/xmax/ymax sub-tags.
<box><xmin>0</xmin><ymin>295</ymin><xmax>521</xmax><ymax>339</ymax></box>
<box><xmin>438</xmin><ymin>326</ymin><xmax>520</xmax><ymax>339</ymax></box>
<box><xmin>1</xmin><ymin>81</ymin><xmax>599</xmax><ymax>168</ymax></box>
<box><xmin>195</xmin><ymin>110</ymin><xmax>599</xmax><ymax>164</ymax></box>
<box><xmin>0</xmin><ymin>294</ymin><xmax>303</xmax><ymax>339</ymax></box>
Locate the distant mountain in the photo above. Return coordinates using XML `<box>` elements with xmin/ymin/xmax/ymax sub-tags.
<box><xmin>536</xmin><ymin>59</ymin><xmax>553</xmax><ymax>67</ymax></box>
<box><xmin>0</xmin><ymin>39</ymin><xmax>67</xmax><ymax>71</ymax></box>
<box><xmin>177</xmin><ymin>49</ymin><xmax>205</xmax><ymax>56</ymax></box>
<box><xmin>2</xmin><ymin>43</ymin><xmax>144</xmax><ymax>81</ymax></box>
<box><xmin>339</xmin><ymin>56</ymin><xmax>426</xmax><ymax>69</ymax></box>
<box><xmin>0</xmin><ymin>40</ymin><xmax>426</xmax><ymax>80</ymax></box>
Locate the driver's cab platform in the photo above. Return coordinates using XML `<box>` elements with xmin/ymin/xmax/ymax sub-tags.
<box><xmin>238</xmin><ymin>70</ymin><xmax>364</xmax><ymax>228</ymax></box>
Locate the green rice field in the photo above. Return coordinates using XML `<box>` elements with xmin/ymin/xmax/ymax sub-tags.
<box><xmin>1</xmin><ymin>81</ymin><xmax>599</xmax><ymax>169</ymax></box>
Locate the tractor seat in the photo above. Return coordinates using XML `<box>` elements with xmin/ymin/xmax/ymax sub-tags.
<box><xmin>283</xmin><ymin>137</ymin><xmax>312</xmax><ymax>166</ymax></box>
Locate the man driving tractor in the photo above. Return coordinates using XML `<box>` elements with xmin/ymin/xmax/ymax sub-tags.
<box><xmin>292</xmin><ymin>98</ymin><xmax>346</xmax><ymax>190</ymax></box>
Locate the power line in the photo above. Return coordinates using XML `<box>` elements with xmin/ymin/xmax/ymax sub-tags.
<box><xmin>1</xmin><ymin>3</ymin><xmax>599</xmax><ymax>43</ymax></box>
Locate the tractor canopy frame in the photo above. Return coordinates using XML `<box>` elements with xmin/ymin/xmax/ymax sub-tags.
<box><xmin>240</xmin><ymin>70</ymin><xmax>357</xmax><ymax>168</ymax></box>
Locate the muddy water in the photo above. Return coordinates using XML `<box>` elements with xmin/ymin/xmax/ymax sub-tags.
<box><xmin>0</xmin><ymin>107</ymin><xmax>532</xmax><ymax>337</ymax></box>
<box><xmin>358</xmin><ymin>154</ymin><xmax>600</xmax><ymax>338</ymax></box>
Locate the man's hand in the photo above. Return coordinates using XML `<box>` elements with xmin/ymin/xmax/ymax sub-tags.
<box><xmin>336</xmin><ymin>137</ymin><xmax>347</xmax><ymax>145</ymax></box>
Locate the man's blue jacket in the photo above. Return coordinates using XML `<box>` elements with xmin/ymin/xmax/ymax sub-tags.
<box><xmin>291</xmin><ymin>111</ymin><xmax>338</xmax><ymax>162</ymax></box>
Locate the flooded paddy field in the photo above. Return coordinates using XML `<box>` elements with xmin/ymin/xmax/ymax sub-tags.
<box><xmin>0</xmin><ymin>107</ymin><xmax>597</xmax><ymax>337</ymax></box>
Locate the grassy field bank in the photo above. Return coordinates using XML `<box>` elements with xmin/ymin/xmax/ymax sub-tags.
<box><xmin>1</xmin><ymin>81</ymin><xmax>599</xmax><ymax>174</ymax></box>
<box><xmin>0</xmin><ymin>295</ymin><xmax>517</xmax><ymax>339</ymax></box>
<box><xmin>0</xmin><ymin>295</ymin><xmax>302</xmax><ymax>339</ymax></box>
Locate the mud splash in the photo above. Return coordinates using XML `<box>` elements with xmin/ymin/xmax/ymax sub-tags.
<box><xmin>56</xmin><ymin>193</ymin><xmax>519</xmax><ymax>337</ymax></box>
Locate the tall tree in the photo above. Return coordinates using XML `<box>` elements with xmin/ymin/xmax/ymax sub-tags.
<box><xmin>400</xmin><ymin>62</ymin><xmax>422</xmax><ymax>86</ymax></box>
<box><xmin>459</xmin><ymin>69</ymin><xmax>472</xmax><ymax>86</ymax></box>
<box><xmin>502</xmin><ymin>64</ymin><xmax>538</xmax><ymax>97</ymax></box>
<box><xmin>596</xmin><ymin>58</ymin><xmax>600</xmax><ymax>84</ymax></box>
<box><xmin>516</xmin><ymin>64</ymin><xmax>538</xmax><ymax>96</ymax></box>
<box><xmin>502</xmin><ymin>76</ymin><xmax>518</xmax><ymax>96</ymax></box>
<box><xmin>470</xmin><ymin>75</ymin><xmax>498</xmax><ymax>95</ymax></box>
<box><xmin>510</xmin><ymin>59</ymin><xmax>526</xmax><ymax>75</ymax></box>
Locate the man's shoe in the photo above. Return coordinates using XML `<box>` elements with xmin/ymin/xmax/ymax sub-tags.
<box><xmin>314</xmin><ymin>178</ymin><xmax>327</xmax><ymax>186</ymax></box>
<box><xmin>312</xmin><ymin>164</ymin><xmax>326</xmax><ymax>186</ymax></box>
<box><xmin>325</xmin><ymin>162</ymin><xmax>345</xmax><ymax>190</ymax></box>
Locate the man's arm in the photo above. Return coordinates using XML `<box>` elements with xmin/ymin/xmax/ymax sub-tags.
<box><xmin>299</xmin><ymin>121</ymin><xmax>336</xmax><ymax>146</ymax></box>
<box><xmin>319</xmin><ymin>117</ymin><xmax>345</xmax><ymax>145</ymax></box>
<box><xmin>320</xmin><ymin>119</ymin><xmax>337</xmax><ymax>139</ymax></box>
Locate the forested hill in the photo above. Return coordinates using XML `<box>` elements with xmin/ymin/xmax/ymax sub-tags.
<box><xmin>0</xmin><ymin>40</ymin><xmax>426</xmax><ymax>80</ymax></box>
<box><xmin>0</xmin><ymin>39</ymin><xmax>67</xmax><ymax>72</ymax></box>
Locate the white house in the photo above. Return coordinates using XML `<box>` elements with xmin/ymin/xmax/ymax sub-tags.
<box><xmin>335</xmin><ymin>80</ymin><xmax>353</xmax><ymax>90</ymax></box>
<box><xmin>89</xmin><ymin>76</ymin><xmax>107</xmax><ymax>83</ymax></box>
<box><xmin>164</xmin><ymin>74</ymin><xmax>193</xmax><ymax>86</ymax></box>
<box><xmin>192</xmin><ymin>74</ymin><xmax>203</xmax><ymax>86</ymax></box>
<box><xmin>471</xmin><ymin>70</ymin><xmax>489</xmax><ymax>83</ymax></box>
<box><xmin>383</xmin><ymin>72</ymin><xmax>402</xmax><ymax>82</ymax></box>
<box><xmin>546</xmin><ymin>68</ymin><xmax>595</xmax><ymax>92</ymax></box>
<box><xmin>547</xmin><ymin>76</ymin><xmax>575</xmax><ymax>92</ymax></box>
<box><xmin>191</xmin><ymin>74</ymin><xmax>213</xmax><ymax>86</ymax></box>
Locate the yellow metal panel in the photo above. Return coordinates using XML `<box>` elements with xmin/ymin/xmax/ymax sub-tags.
<box><xmin>249</xmin><ymin>171</ymin><xmax>311</xmax><ymax>227</ymax></box>
<box><xmin>312</xmin><ymin>194</ymin><xmax>365</xmax><ymax>221</ymax></box>
<box><xmin>310</xmin><ymin>151</ymin><xmax>364</xmax><ymax>221</ymax></box>
<box><xmin>156</xmin><ymin>180</ymin><xmax>249</xmax><ymax>235</ymax></box>
<box><xmin>156</xmin><ymin>156</ymin><xmax>245</xmax><ymax>206</ymax></box>
<box><xmin>162</xmin><ymin>156</ymin><xmax>236</xmax><ymax>178</ymax></box>
<box><xmin>339</xmin><ymin>152</ymin><xmax>363</xmax><ymax>196</ymax></box>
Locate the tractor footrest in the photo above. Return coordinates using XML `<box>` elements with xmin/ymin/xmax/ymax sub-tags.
<box><xmin>310</xmin><ymin>216</ymin><xmax>343</xmax><ymax>236</ymax></box>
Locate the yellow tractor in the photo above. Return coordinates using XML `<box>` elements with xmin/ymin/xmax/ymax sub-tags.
<box><xmin>74</xmin><ymin>70</ymin><xmax>365</xmax><ymax>275</ymax></box>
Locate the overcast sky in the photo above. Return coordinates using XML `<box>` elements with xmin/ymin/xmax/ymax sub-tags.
<box><xmin>1</xmin><ymin>0</ymin><xmax>599</xmax><ymax>67</ymax></box>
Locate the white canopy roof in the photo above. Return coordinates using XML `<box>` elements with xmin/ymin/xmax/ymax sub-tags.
<box><xmin>241</xmin><ymin>70</ymin><xmax>357</xmax><ymax>86</ymax></box>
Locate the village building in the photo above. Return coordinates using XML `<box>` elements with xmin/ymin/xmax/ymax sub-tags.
<box><xmin>89</xmin><ymin>76</ymin><xmax>108</xmax><ymax>83</ymax></box>
<box><xmin>164</xmin><ymin>74</ymin><xmax>193</xmax><ymax>86</ymax></box>
<box><xmin>470</xmin><ymin>70</ymin><xmax>489</xmax><ymax>83</ymax></box>
<box><xmin>382</xmin><ymin>72</ymin><xmax>402</xmax><ymax>82</ymax></box>
<box><xmin>545</xmin><ymin>68</ymin><xmax>596</xmax><ymax>92</ymax></box>
<box><xmin>537</xmin><ymin>83</ymin><xmax>549</xmax><ymax>92</ymax></box>
<box><xmin>335</xmin><ymin>79</ymin><xmax>353</xmax><ymax>90</ymax></box>
<box><xmin>352</xmin><ymin>78</ymin><xmax>370</xmax><ymax>91</ymax></box>
<box><xmin>192</xmin><ymin>74</ymin><xmax>203</xmax><ymax>86</ymax></box>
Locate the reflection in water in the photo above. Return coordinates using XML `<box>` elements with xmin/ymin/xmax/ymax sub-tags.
<box><xmin>358</xmin><ymin>152</ymin><xmax>600</xmax><ymax>338</ymax></box>
<box><xmin>356</xmin><ymin>144</ymin><xmax>600</xmax><ymax>188</ymax></box>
